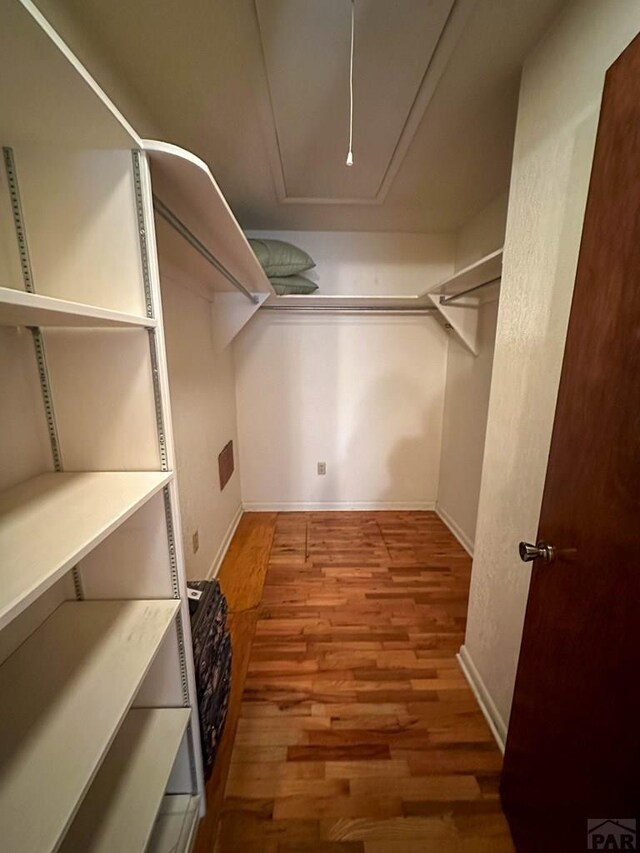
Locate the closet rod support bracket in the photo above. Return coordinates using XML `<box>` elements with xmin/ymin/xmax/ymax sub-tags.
<box><xmin>439</xmin><ymin>275</ymin><xmax>501</xmax><ymax>305</ymax></box>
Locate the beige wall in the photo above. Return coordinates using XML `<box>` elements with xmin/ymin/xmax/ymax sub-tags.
<box><xmin>234</xmin><ymin>313</ymin><xmax>449</xmax><ymax>509</ymax></box>
<box><xmin>245</xmin><ymin>230</ymin><xmax>453</xmax><ymax>296</ymax></box>
<box><xmin>33</xmin><ymin>0</ymin><xmax>160</xmax><ymax>137</ymax></box>
<box><xmin>463</xmin><ymin>0</ymin><xmax>640</xmax><ymax>743</ymax></box>
<box><xmin>161</xmin><ymin>277</ymin><xmax>242</xmax><ymax>580</ymax></box>
<box><xmin>454</xmin><ymin>194</ymin><xmax>508</xmax><ymax>272</ymax></box>
<box><xmin>437</xmin><ymin>301</ymin><xmax>499</xmax><ymax>552</ymax></box>
<box><xmin>233</xmin><ymin>231</ymin><xmax>454</xmax><ymax>509</ymax></box>
<box><xmin>436</xmin><ymin>195</ymin><xmax>507</xmax><ymax>552</ymax></box>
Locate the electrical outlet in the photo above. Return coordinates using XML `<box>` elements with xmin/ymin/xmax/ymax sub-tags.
<box><xmin>317</xmin><ymin>462</ymin><xmax>326</xmax><ymax>476</ymax></box>
<box><xmin>192</xmin><ymin>530</ymin><xmax>199</xmax><ymax>554</ymax></box>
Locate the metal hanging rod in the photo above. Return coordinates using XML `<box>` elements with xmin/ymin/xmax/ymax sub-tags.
<box><xmin>439</xmin><ymin>275</ymin><xmax>501</xmax><ymax>306</ymax></box>
<box><xmin>260</xmin><ymin>305</ymin><xmax>436</xmax><ymax>316</ymax></box>
<box><xmin>153</xmin><ymin>196</ymin><xmax>261</xmax><ymax>304</ymax></box>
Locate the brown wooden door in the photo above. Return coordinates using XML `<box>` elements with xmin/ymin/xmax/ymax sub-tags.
<box><xmin>500</xmin><ymin>33</ymin><xmax>640</xmax><ymax>853</ymax></box>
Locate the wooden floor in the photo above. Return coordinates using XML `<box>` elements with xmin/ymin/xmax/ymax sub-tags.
<box><xmin>197</xmin><ymin>511</ymin><xmax>514</xmax><ymax>853</ymax></box>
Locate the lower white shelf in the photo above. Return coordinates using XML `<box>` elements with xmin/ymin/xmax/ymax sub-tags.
<box><xmin>0</xmin><ymin>285</ymin><xmax>157</xmax><ymax>328</ymax></box>
<box><xmin>0</xmin><ymin>599</ymin><xmax>179</xmax><ymax>853</ymax></box>
<box><xmin>148</xmin><ymin>794</ymin><xmax>201</xmax><ymax>853</ymax></box>
<box><xmin>0</xmin><ymin>470</ymin><xmax>173</xmax><ymax>631</ymax></box>
<box><xmin>60</xmin><ymin>707</ymin><xmax>191</xmax><ymax>853</ymax></box>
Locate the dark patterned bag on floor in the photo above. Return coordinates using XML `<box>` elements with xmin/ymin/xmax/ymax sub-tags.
<box><xmin>187</xmin><ymin>579</ymin><xmax>232</xmax><ymax>778</ymax></box>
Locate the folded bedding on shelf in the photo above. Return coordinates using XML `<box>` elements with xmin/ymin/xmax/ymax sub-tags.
<box><xmin>269</xmin><ymin>274</ymin><xmax>318</xmax><ymax>295</ymax></box>
<box><xmin>248</xmin><ymin>238</ymin><xmax>315</xmax><ymax>277</ymax></box>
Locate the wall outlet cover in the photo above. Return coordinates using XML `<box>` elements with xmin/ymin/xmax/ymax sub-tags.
<box><xmin>317</xmin><ymin>462</ymin><xmax>327</xmax><ymax>475</ymax></box>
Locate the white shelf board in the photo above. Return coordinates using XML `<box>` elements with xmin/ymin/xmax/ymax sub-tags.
<box><xmin>60</xmin><ymin>708</ymin><xmax>190</xmax><ymax>853</ymax></box>
<box><xmin>148</xmin><ymin>794</ymin><xmax>201</xmax><ymax>853</ymax></box>
<box><xmin>422</xmin><ymin>249</ymin><xmax>503</xmax><ymax>355</ymax></box>
<box><xmin>261</xmin><ymin>250</ymin><xmax>503</xmax><ymax>314</ymax></box>
<box><xmin>424</xmin><ymin>248</ymin><xmax>503</xmax><ymax>298</ymax></box>
<box><xmin>143</xmin><ymin>140</ymin><xmax>274</xmax><ymax>299</ymax></box>
<box><xmin>0</xmin><ymin>287</ymin><xmax>156</xmax><ymax>328</ymax></box>
<box><xmin>0</xmin><ymin>471</ymin><xmax>172</xmax><ymax>630</ymax></box>
<box><xmin>0</xmin><ymin>599</ymin><xmax>179</xmax><ymax>853</ymax></box>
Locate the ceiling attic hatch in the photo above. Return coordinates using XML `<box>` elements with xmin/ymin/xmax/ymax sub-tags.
<box><xmin>254</xmin><ymin>0</ymin><xmax>460</xmax><ymax>205</ymax></box>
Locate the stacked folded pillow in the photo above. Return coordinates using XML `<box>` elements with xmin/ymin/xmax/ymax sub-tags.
<box><xmin>248</xmin><ymin>238</ymin><xmax>318</xmax><ymax>295</ymax></box>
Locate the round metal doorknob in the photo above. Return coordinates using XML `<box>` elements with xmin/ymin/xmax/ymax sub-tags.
<box><xmin>519</xmin><ymin>541</ymin><xmax>555</xmax><ymax>564</ymax></box>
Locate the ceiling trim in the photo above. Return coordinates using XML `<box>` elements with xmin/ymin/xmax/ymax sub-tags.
<box><xmin>250</xmin><ymin>0</ymin><xmax>477</xmax><ymax>206</ymax></box>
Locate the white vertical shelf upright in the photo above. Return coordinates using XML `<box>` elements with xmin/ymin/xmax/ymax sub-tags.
<box><xmin>131</xmin><ymin>145</ymin><xmax>206</xmax><ymax>801</ymax></box>
<box><xmin>0</xmin><ymin>1</ymin><xmax>204</xmax><ymax>851</ymax></box>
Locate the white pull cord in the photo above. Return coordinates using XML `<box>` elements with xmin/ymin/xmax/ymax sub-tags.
<box><xmin>346</xmin><ymin>0</ymin><xmax>355</xmax><ymax>166</ymax></box>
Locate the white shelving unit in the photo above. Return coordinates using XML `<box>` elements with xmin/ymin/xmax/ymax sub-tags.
<box><xmin>426</xmin><ymin>248</ymin><xmax>503</xmax><ymax>299</ymax></box>
<box><xmin>0</xmin><ymin>601</ymin><xmax>179</xmax><ymax>853</ymax></box>
<box><xmin>425</xmin><ymin>249</ymin><xmax>502</xmax><ymax>355</ymax></box>
<box><xmin>0</xmin><ymin>2</ymin><xmax>204</xmax><ymax>851</ymax></box>
<box><xmin>143</xmin><ymin>140</ymin><xmax>275</xmax><ymax>348</ymax></box>
<box><xmin>0</xmin><ymin>286</ymin><xmax>157</xmax><ymax>328</ymax></box>
<box><xmin>0</xmin><ymin>471</ymin><xmax>171</xmax><ymax>629</ymax></box>
<box><xmin>260</xmin><ymin>249</ymin><xmax>502</xmax><ymax>355</ymax></box>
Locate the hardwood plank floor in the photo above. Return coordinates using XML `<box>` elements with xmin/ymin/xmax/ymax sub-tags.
<box><xmin>212</xmin><ymin>511</ymin><xmax>513</xmax><ymax>852</ymax></box>
<box><xmin>193</xmin><ymin>513</ymin><xmax>276</xmax><ymax>853</ymax></box>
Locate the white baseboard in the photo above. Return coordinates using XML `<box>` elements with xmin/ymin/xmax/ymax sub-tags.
<box><xmin>435</xmin><ymin>503</ymin><xmax>474</xmax><ymax>557</ymax></box>
<box><xmin>241</xmin><ymin>501</ymin><xmax>436</xmax><ymax>512</ymax></box>
<box><xmin>457</xmin><ymin>644</ymin><xmax>507</xmax><ymax>753</ymax></box>
<box><xmin>206</xmin><ymin>504</ymin><xmax>243</xmax><ymax>580</ymax></box>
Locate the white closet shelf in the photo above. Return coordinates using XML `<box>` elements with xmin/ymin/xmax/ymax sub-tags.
<box><xmin>424</xmin><ymin>248</ymin><xmax>503</xmax><ymax>356</ymax></box>
<box><xmin>0</xmin><ymin>471</ymin><xmax>172</xmax><ymax>630</ymax></box>
<box><xmin>148</xmin><ymin>794</ymin><xmax>201</xmax><ymax>853</ymax></box>
<box><xmin>261</xmin><ymin>250</ymin><xmax>503</xmax><ymax>316</ymax></box>
<box><xmin>0</xmin><ymin>286</ymin><xmax>157</xmax><ymax>328</ymax></box>
<box><xmin>60</xmin><ymin>708</ymin><xmax>190</xmax><ymax>853</ymax></box>
<box><xmin>425</xmin><ymin>248</ymin><xmax>503</xmax><ymax>299</ymax></box>
<box><xmin>0</xmin><ymin>598</ymin><xmax>179</xmax><ymax>853</ymax></box>
<box><xmin>144</xmin><ymin>139</ymin><xmax>273</xmax><ymax>346</ymax></box>
<box><xmin>143</xmin><ymin>140</ymin><xmax>274</xmax><ymax>298</ymax></box>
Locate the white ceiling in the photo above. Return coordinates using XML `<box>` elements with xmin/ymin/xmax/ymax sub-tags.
<box><xmin>36</xmin><ymin>0</ymin><xmax>567</xmax><ymax>233</ymax></box>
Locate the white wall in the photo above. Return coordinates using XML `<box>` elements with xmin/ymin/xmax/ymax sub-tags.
<box><xmin>34</xmin><ymin>0</ymin><xmax>160</xmax><ymax>137</ymax></box>
<box><xmin>436</xmin><ymin>195</ymin><xmax>507</xmax><ymax>553</ymax></box>
<box><xmin>245</xmin><ymin>230</ymin><xmax>452</xmax><ymax>295</ymax></box>
<box><xmin>234</xmin><ymin>231</ymin><xmax>454</xmax><ymax>509</ymax></box>
<box><xmin>437</xmin><ymin>302</ymin><xmax>499</xmax><ymax>552</ymax></box>
<box><xmin>463</xmin><ymin>0</ymin><xmax>640</xmax><ymax>742</ymax></box>
<box><xmin>161</xmin><ymin>275</ymin><xmax>242</xmax><ymax>579</ymax></box>
<box><xmin>454</xmin><ymin>193</ymin><xmax>508</xmax><ymax>272</ymax></box>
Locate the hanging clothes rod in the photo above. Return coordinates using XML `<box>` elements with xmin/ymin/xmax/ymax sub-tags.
<box><xmin>439</xmin><ymin>275</ymin><xmax>501</xmax><ymax>306</ymax></box>
<box><xmin>153</xmin><ymin>196</ymin><xmax>261</xmax><ymax>304</ymax></box>
<box><xmin>260</xmin><ymin>305</ymin><xmax>436</xmax><ymax>316</ymax></box>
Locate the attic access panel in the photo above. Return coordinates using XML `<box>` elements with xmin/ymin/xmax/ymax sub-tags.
<box><xmin>254</xmin><ymin>0</ymin><xmax>455</xmax><ymax>202</ymax></box>
<box><xmin>218</xmin><ymin>440</ymin><xmax>234</xmax><ymax>491</ymax></box>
